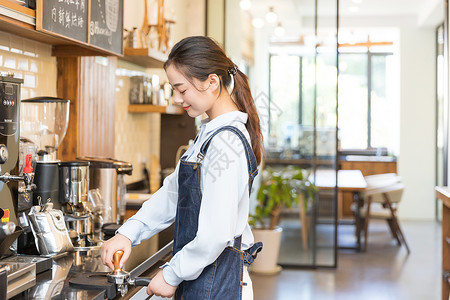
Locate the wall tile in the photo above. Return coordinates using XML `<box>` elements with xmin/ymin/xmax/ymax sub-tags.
<box><xmin>24</xmin><ymin>73</ymin><xmax>35</xmax><ymax>88</ymax></box>
<box><xmin>21</xmin><ymin>88</ymin><xmax>29</xmax><ymax>99</ymax></box>
<box><xmin>0</xmin><ymin>31</ymin><xmax>57</xmax><ymax>98</ymax></box>
<box><xmin>3</xmin><ymin>56</ymin><xmax>16</xmax><ymax>69</ymax></box>
<box><xmin>0</xmin><ymin>31</ymin><xmax>9</xmax><ymax>49</ymax></box>
<box><xmin>29</xmin><ymin>59</ymin><xmax>38</xmax><ymax>72</ymax></box>
<box><xmin>9</xmin><ymin>35</ymin><xmax>23</xmax><ymax>55</ymax></box>
<box><xmin>114</xmin><ymin>71</ymin><xmax>160</xmax><ymax>184</ymax></box>
<box><xmin>18</xmin><ymin>58</ymin><xmax>28</xmax><ymax>71</ymax></box>
<box><xmin>23</xmin><ymin>39</ymin><xmax>36</xmax><ymax>57</ymax></box>
<box><xmin>35</xmin><ymin>42</ymin><xmax>51</xmax><ymax>58</ymax></box>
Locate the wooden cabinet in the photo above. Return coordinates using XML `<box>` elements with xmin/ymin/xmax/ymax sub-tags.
<box><xmin>339</xmin><ymin>160</ymin><xmax>397</xmax><ymax>176</ymax></box>
<box><xmin>339</xmin><ymin>158</ymin><xmax>397</xmax><ymax>217</ymax></box>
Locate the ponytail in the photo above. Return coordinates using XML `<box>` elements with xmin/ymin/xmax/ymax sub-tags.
<box><xmin>165</xmin><ymin>36</ymin><xmax>264</xmax><ymax>164</ymax></box>
<box><xmin>231</xmin><ymin>69</ymin><xmax>263</xmax><ymax>165</ymax></box>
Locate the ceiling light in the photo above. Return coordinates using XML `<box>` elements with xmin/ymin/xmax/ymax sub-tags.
<box><xmin>349</xmin><ymin>6</ymin><xmax>359</xmax><ymax>13</ymax></box>
<box><xmin>274</xmin><ymin>23</ymin><xmax>285</xmax><ymax>37</ymax></box>
<box><xmin>240</xmin><ymin>0</ymin><xmax>252</xmax><ymax>11</ymax></box>
<box><xmin>265</xmin><ymin>7</ymin><xmax>277</xmax><ymax>23</ymax></box>
<box><xmin>252</xmin><ymin>18</ymin><xmax>264</xmax><ymax>28</ymax></box>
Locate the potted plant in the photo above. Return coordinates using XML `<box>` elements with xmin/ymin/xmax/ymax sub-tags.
<box><xmin>249</xmin><ymin>166</ymin><xmax>317</xmax><ymax>274</ymax></box>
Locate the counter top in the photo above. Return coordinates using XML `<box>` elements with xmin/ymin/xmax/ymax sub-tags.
<box><xmin>8</xmin><ymin>239</ymin><xmax>172</xmax><ymax>299</ymax></box>
<box><xmin>436</xmin><ymin>186</ymin><xmax>450</xmax><ymax>208</ymax></box>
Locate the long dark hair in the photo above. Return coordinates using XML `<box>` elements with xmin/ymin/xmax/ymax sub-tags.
<box><xmin>164</xmin><ymin>36</ymin><xmax>263</xmax><ymax>165</ymax></box>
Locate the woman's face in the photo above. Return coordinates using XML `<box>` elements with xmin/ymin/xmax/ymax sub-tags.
<box><xmin>166</xmin><ymin>64</ymin><xmax>216</xmax><ymax>118</ymax></box>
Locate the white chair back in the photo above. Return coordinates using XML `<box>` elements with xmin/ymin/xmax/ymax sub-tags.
<box><xmin>363</xmin><ymin>173</ymin><xmax>404</xmax><ymax>204</ymax></box>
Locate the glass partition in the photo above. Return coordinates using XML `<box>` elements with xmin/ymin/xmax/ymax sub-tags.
<box><xmin>436</xmin><ymin>22</ymin><xmax>446</xmax><ymax>221</ymax></box>
<box><xmin>313</xmin><ymin>0</ymin><xmax>338</xmax><ymax>267</ymax></box>
<box><xmin>221</xmin><ymin>0</ymin><xmax>339</xmax><ymax>268</ymax></box>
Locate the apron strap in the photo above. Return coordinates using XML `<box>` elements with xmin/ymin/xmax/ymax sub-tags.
<box><xmin>197</xmin><ymin>125</ymin><xmax>259</xmax><ymax>195</ymax></box>
<box><xmin>243</xmin><ymin>242</ymin><xmax>263</xmax><ymax>266</ymax></box>
<box><xmin>233</xmin><ymin>235</ymin><xmax>242</xmax><ymax>250</ymax></box>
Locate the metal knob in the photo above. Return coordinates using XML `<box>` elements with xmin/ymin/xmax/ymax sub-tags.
<box><xmin>0</xmin><ymin>145</ymin><xmax>7</xmax><ymax>164</ymax></box>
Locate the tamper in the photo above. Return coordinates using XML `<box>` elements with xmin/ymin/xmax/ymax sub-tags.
<box><xmin>107</xmin><ymin>250</ymin><xmax>152</xmax><ymax>296</ymax></box>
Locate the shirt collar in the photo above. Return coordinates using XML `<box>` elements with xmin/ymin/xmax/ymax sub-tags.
<box><xmin>201</xmin><ymin>111</ymin><xmax>248</xmax><ymax>133</ymax></box>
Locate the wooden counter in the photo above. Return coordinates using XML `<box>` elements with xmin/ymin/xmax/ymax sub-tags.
<box><xmin>435</xmin><ymin>186</ymin><xmax>450</xmax><ymax>300</ymax></box>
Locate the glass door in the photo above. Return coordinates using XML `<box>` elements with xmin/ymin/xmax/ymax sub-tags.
<box><xmin>223</xmin><ymin>0</ymin><xmax>339</xmax><ymax>268</ymax></box>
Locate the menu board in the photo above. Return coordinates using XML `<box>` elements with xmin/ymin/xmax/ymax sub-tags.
<box><xmin>37</xmin><ymin>0</ymin><xmax>124</xmax><ymax>55</ymax></box>
<box><xmin>89</xmin><ymin>0</ymin><xmax>123</xmax><ymax>55</ymax></box>
<box><xmin>37</xmin><ymin>0</ymin><xmax>89</xmax><ymax>43</ymax></box>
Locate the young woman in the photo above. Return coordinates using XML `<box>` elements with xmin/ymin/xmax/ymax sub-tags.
<box><xmin>101</xmin><ymin>36</ymin><xmax>263</xmax><ymax>300</ymax></box>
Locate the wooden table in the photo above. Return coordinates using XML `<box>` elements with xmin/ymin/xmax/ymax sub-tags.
<box><xmin>435</xmin><ymin>186</ymin><xmax>450</xmax><ymax>300</ymax></box>
<box><xmin>312</xmin><ymin>169</ymin><xmax>367</xmax><ymax>251</ymax></box>
<box><xmin>312</xmin><ymin>169</ymin><xmax>367</xmax><ymax>191</ymax></box>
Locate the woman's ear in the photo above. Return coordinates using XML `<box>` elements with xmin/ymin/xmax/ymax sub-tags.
<box><xmin>207</xmin><ymin>73</ymin><xmax>221</xmax><ymax>92</ymax></box>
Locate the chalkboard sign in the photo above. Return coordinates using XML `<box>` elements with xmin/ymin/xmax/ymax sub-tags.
<box><xmin>37</xmin><ymin>0</ymin><xmax>89</xmax><ymax>44</ymax></box>
<box><xmin>89</xmin><ymin>0</ymin><xmax>123</xmax><ymax>55</ymax></box>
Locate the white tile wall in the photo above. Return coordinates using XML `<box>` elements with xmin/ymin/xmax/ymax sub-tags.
<box><xmin>114</xmin><ymin>62</ymin><xmax>161</xmax><ymax>186</ymax></box>
<box><xmin>0</xmin><ymin>31</ymin><xmax>57</xmax><ymax>99</ymax></box>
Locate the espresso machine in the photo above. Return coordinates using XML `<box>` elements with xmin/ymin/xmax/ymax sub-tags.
<box><xmin>0</xmin><ymin>75</ymin><xmax>36</xmax><ymax>255</ymax></box>
<box><xmin>0</xmin><ymin>74</ymin><xmax>52</xmax><ymax>298</ymax></box>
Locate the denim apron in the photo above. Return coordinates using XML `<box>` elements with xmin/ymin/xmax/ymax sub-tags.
<box><xmin>173</xmin><ymin>125</ymin><xmax>263</xmax><ymax>300</ymax></box>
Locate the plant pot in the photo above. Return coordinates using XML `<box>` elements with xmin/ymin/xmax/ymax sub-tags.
<box><xmin>250</xmin><ymin>226</ymin><xmax>282</xmax><ymax>275</ymax></box>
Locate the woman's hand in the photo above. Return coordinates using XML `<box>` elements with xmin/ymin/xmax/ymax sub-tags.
<box><xmin>147</xmin><ymin>269</ymin><xmax>177</xmax><ymax>298</ymax></box>
<box><xmin>100</xmin><ymin>233</ymin><xmax>132</xmax><ymax>270</ymax></box>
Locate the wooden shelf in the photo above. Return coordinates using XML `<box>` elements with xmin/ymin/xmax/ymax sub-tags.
<box><xmin>128</xmin><ymin>104</ymin><xmax>183</xmax><ymax>115</ymax></box>
<box><xmin>121</xmin><ymin>47</ymin><xmax>168</xmax><ymax>68</ymax></box>
<box><xmin>0</xmin><ymin>0</ymin><xmax>121</xmax><ymax>57</ymax></box>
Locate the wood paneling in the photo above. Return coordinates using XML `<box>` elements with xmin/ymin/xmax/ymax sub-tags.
<box><xmin>78</xmin><ymin>56</ymin><xmax>116</xmax><ymax>157</ymax></box>
<box><xmin>56</xmin><ymin>56</ymin><xmax>80</xmax><ymax>161</ymax></box>
<box><xmin>57</xmin><ymin>56</ymin><xmax>117</xmax><ymax>161</ymax></box>
<box><xmin>339</xmin><ymin>160</ymin><xmax>397</xmax><ymax>176</ymax></box>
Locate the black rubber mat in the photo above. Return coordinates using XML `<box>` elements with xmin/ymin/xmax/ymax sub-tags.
<box><xmin>69</xmin><ymin>271</ymin><xmax>117</xmax><ymax>299</ymax></box>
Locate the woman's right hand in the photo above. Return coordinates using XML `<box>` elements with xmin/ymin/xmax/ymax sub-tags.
<box><xmin>100</xmin><ymin>233</ymin><xmax>132</xmax><ymax>270</ymax></box>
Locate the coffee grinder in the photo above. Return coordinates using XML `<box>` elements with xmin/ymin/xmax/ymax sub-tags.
<box><xmin>58</xmin><ymin>160</ymin><xmax>96</xmax><ymax>248</ymax></box>
<box><xmin>20</xmin><ymin>97</ymin><xmax>70</xmax><ymax>207</ymax></box>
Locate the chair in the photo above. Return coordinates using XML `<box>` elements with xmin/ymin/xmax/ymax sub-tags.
<box><xmin>360</xmin><ymin>173</ymin><xmax>410</xmax><ymax>253</ymax></box>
